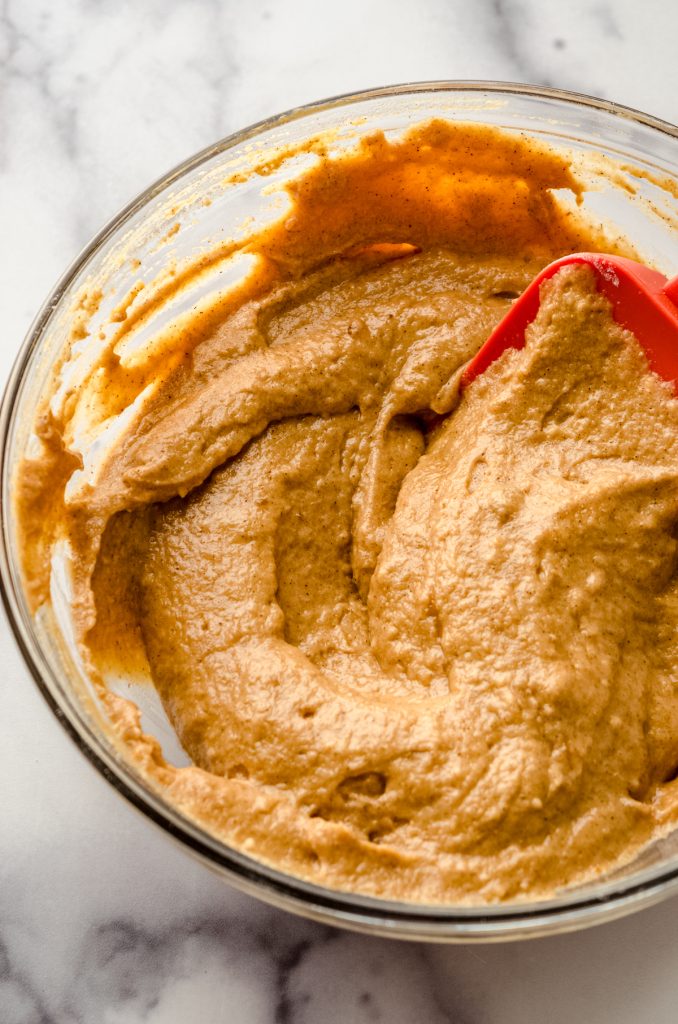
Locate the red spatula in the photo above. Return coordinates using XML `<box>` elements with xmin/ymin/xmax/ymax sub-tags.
<box><xmin>459</xmin><ymin>254</ymin><xmax>678</xmax><ymax>393</ymax></box>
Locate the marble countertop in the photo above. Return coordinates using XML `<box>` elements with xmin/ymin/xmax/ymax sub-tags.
<box><xmin>2</xmin><ymin>1</ymin><xmax>678</xmax><ymax>1021</ymax></box>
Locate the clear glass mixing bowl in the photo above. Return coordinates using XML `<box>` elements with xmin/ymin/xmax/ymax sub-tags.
<box><xmin>2</xmin><ymin>82</ymin><xmax>678</xmax><ymax>942</ymax></box>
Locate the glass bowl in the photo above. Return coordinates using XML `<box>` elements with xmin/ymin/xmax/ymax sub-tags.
<box><xmin>2</xmin><ymin>82</ymin><xmax>678</xmax><ymax>943</ymax></box>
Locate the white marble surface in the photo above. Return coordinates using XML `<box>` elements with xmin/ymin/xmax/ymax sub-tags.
<box><xmin>2</xmin><ymin>1</ymin><xmax>678</xmax><ymax>1021</ymax></box>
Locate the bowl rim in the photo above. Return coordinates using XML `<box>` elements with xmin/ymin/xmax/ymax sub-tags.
<box><xmin>3</xmin><ymin>79</ymin><xmax>678</xmax><ymax>942</ymax></box>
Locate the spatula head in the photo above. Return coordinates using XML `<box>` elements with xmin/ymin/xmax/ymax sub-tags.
<box><xmin>459</xmin><ymin>254</ymin><xmax>678</xmax><ymax>392</ymax></box>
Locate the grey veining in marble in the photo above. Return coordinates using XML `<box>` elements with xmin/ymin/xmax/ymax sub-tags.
<box><xmin>2</xmin><ymin>1</ymin><xmax>678</xmax><ymax>1021</ymax></box>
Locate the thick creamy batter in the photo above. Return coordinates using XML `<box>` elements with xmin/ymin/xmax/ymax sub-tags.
<box><xmin>17</xmin><ymin>121</ymin><xmax>678</xmax><ymax>903</ymax></box>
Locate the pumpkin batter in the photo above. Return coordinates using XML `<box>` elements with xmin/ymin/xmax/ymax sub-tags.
<box><xmin>16</xmin><ymin>120</ymin><xmax>678</xmax><ymax>903</ymax></box>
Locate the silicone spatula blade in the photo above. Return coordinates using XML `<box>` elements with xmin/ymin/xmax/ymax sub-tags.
<box><xmin>459</xmin><ymin>254</ymin><xmax>678</xmax><ymax>393</ymax></box>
